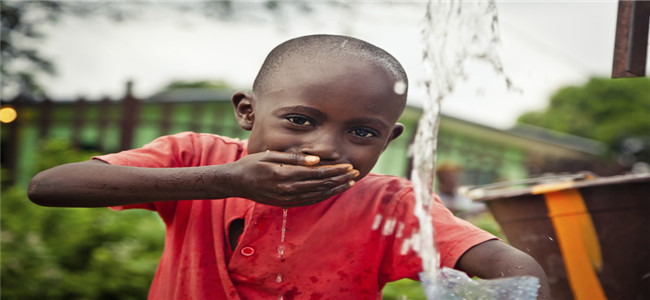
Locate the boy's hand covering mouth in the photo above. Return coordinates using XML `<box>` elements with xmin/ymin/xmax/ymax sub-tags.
<box><xmin>226</xmin><ymin>150</ymin><xmax>359</xmax><ymax>207</ymax></box>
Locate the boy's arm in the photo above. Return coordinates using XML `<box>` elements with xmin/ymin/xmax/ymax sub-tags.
<box><xmin>455</xmin><ymin>239</ymin><xmax>551</xmax><ymax>300</ymax></box>
<box><xmin>28</xmin><ymin>151</ymin><xmax>358</xmax><ymax>208</ymax></box>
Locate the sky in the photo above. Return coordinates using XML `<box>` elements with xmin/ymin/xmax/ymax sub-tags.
<box><xmin>32</xmin><ymin>0</ymin><xmax>638</xmax><ymax>129</ymax></box>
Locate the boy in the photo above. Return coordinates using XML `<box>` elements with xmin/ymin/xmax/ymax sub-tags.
<box><xmin>29</xmin><ymin>34</ymin><xmax>549</xmax><ymax>299</ymax></box>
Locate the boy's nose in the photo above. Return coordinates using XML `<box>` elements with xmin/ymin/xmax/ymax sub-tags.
<box><xmin>301</xmin><ymin>133</ymin><xmax>342</xmax><ymax>162</ymax></box>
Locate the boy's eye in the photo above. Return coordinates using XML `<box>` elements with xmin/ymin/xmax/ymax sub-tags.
<box><xmin>286</xmin><ymin>115</ymin><xmax>313</xmax><ymax>126</ymax></box>
<box><xmin>350</xmin><ymin>128</ymin><xmax>378</xmax><ymax>138</ymax></box>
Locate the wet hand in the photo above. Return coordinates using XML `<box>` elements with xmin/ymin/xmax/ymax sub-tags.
<box><xmin>227</xmin><ymin>150</ymin><xmax>359</xmax><ymax>207</ymax></box>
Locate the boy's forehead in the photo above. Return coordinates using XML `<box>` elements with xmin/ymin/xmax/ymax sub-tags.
<box><xmin>260</xmin><ymin>56</ymin><xmax>406</xmax><ymax>121</ymax></box>
<box><xmin>270</xmin><ymin>55</ymin><xmax>397</xmax><ymax>90</ymax></box>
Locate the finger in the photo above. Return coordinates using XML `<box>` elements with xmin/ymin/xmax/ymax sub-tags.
<box><xmin>286</xmin><ymin>164</ymin><xmax>357</xmax><ymax>181</ymax></box>
<box><xmin>260</xmin><ymin>150</ymin><xmax>320</xmax><ymax>166</ymax></box>
<box><xmin>279</xmin><ymin>180</ymin><xmax>355</xmax><ymax>208</ymax></box>
<box><xmin>258</xmin><ymin>151</ymin><xmax>354</xmax><ymax>179</ymax></box>
<box><xmin>280</xmin><ymin>169</ymin><xmax>359</xmax><ymax>193</ymax></box>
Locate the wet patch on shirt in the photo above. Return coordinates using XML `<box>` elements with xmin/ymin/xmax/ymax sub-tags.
<box><xmin>371</xmin><ymin>213</ymin><xmax>406</xmax><ymax>237</ymax></box>
<box><xmin>283</xmin><ymin>286</ymin><xmax>301</xmax><ymax>300</ymax></box>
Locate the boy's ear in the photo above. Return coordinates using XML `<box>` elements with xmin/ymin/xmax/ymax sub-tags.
<box><xmin>232</xmin><ymin>91</ymin><xmax>255</xmax><ymax>131</ymax></box>
<box><xmin>382</xmin><ymin>123</ymin><xmax>405</xmax><ymax>151</ymax></box>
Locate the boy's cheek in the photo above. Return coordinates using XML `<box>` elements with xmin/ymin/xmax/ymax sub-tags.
<box><xmin>246</xmin><ymin>135</ymin><xmax>294</xmax><ymax>155</ymax></box>
<box><xmin>258</xmin><ymin>137</ymin><xmax>304</xmax><ymax>155</ymax></box>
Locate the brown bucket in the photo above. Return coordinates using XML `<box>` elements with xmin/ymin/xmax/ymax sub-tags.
<box><xmin>468</xmin><ymin>173</ymin><xmax>650</xmax><ymax>300</ymax></box>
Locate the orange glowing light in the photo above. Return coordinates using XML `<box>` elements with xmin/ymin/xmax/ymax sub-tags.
<box><xmin>0</xmin><ymin>107</ymin><xmax>18</xmax><ymax>123</ymax></box>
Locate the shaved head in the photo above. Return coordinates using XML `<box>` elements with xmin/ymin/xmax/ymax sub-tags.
<box><xmin>252</xmin><ymin>34</ymin><xmax>408</xmax><ymax>99</ymax></box>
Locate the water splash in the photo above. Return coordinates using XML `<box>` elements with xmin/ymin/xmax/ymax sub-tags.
<box><xmin>422</xmin><ymin>268</ymin><xmax>540</xmax><ymax>300</ymax></box>
<box><xmin>410</xmin><ymin>0</ymin><xmax>537</xmax><ymax>298</ymax></box>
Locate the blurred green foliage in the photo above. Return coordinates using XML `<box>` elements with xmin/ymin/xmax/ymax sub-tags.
<box><xmin>383</xmin><ymin>278</ymin><xmax>426</xmax><ymax>300</ymax></box>
<box><xmin>517</xmin><ymin>77</ymin><xmax>650</xmax><ymax>166</ymax></box>
<box><xmin>1</xmin><ymin>139</ymin><xmax>164</xmax><ymax>299</ymax></box>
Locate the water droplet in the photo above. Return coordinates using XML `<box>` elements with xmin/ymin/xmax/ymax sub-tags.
<box><xmin>382</xmin><ymin>218</ymin><xmax>397</xmax><ymax>235</ymax></box>
<box><xmin>277</xmin><ymin>244</ymin><xmax>285</xmax><ymax>258</ymax></box>
<box><xmin>393</xmin><ymin>80</ymin><xmax>407</xmax><ymax>95</ymax></box>
<box><xmin>371</xmin><ymin>214</ymin><xmax>383</xmax><ymax>230</ymax></box>
<box><xmin>395</xmin><ymin>222</ymin><xmax>405</xmax><ymax>238</ymax></box>
<box><xmin>548</xmin><ymin>236</ymin><xmax>554</xmax><ymax>241</ymax></box>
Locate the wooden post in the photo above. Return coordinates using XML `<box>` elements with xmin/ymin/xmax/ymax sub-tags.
<box><xmin>38</xmin><ymin>96</ymin><xmax>53</xmax><ymax>138</ymax></box>
<box><xmin>72</xmin><ymin>97</ymin><xmax>87</xmax><ymax>147</ymax></box>
<box><xmin>160</xmin><ymin>101</ymin><xmax>174</xmax><ymax>136</ymax></box>
<box><xmin>96</xmin><ymin>97</ymin><xmax>111</xmax><ymax>152</ymax></box>
<box><xmin>120</xmin><ymin>81</ymin><xmax>139</xmax><ymax>151</ymax></box>
<box><xmin>4</xmin><ymin>94</ymin><xmax>25</xmax><ymax>185</ymax></box>
<box><xmin>612</xmin><ymin>0</ymin><xmax>650</xmax><ymax>77</ymax></box>
<box><xmin>211</xmin><ymin>104</ymin><xmax>225</xmax><ymax>134</ymax></box>
<box><xmin>190</xmin><ymin>102</ymin><xmax>203</xmax><ymax>132</ymax></box>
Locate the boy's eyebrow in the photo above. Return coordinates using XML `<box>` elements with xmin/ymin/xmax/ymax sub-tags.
<box><xmin>276</xmin><ymin>105</ymin><xmax>325</xmax><ymax>119</ymax></box>
<box><xmin>347</xmin><ymin>117</ymin><xmax>391</xmax><ymax>131</ymax></box>
<box><xmin>276</xmin><ymin>105</ymin><xmax>390</xmax><ymax>131</ymax></box>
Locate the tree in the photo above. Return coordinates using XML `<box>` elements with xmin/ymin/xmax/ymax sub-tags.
<box><xmin>163</xmin><ymin>80</ymin><xmax>232</xmax><ymax>91</ymax></box>
<box><xmin>1</xmin><ymin>1</ymin><xmax>135</xmax><ymax>98</ymax></box>
<box><xmin>0</xmin><ymin>1</ymin><xmax>320</xmax><ymax>99</ymax></box>
<box><xmin>517</xmin><ymin>77</ymin><xmax>650</xmax><ymax>168</ymax></box>
<box><xmin>1</xmin><ymin>1</ymin><xmax>62</xmax><ymax>96</ymax></box>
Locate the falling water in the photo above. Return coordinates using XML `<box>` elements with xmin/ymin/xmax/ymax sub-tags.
<box><xmin>277</xmin><ymin>208</ymin><xmax>288</xmax><ymax>300</ymax></box>
<box><xmin>410</xmin><ymin>0</ymin><xmax>538</xmax><ymax>299</ymax></box>
<box><xmin>276</xmin><ymin>208</ymin><xmax>288</xmax><ymax>286</ymax></box>
<box><xmin>277</xmin><ymin>208</ymin><xmax>288</xmax><ymax>259</ymax></box>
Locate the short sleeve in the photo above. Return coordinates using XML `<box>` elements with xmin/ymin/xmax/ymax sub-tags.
<box><xmin>379</xmin><ymin>189</ymin><xmax>496</xmax><ymax>283</ymax></box>
<box><xmin>428</xmin><ymin>195</ymin><xmax>497</xmax><ymax>268</ymax></box>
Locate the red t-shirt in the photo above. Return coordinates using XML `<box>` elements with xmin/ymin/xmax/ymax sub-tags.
<box><xmin>96</xmin><ymin>132</ymin><xmax>495</xmax><ymax>299</ymax></box>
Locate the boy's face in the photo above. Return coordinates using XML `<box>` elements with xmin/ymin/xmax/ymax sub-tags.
<box><xmin>235</xmin><ymin>56</ymin><xmax>406</xmax><ymax>181</ymax></box>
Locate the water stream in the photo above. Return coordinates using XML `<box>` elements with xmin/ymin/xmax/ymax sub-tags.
<box><xmin>277</xmin><ymin>208</ymin><xmax>288</xmax><ymax>260</ymax></box>
<box><xmin>410</xmin><ymin>0</ymin><xmax>538</xmax><ymax>299</ymax></box>
<box><xmin>277</xmin><ymin>208</ymin><xmax>288</xmax><ymax>290</ymax></box>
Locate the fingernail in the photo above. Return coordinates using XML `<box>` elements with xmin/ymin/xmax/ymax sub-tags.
<box><xmin>349</xmin><ymin>180</ymin><xmax>355</xmax><ymax>187</ymax></box>
<box><xmin>305</xmin><ymin>155</ymin><xmax>319</xmax><ymax>164</ymax></box>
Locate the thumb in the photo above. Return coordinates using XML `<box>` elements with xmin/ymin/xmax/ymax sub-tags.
<box><xmin>261</xmin><ymin>150</ymin><xmax>321</xmax><ymax>166</ymax></box>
